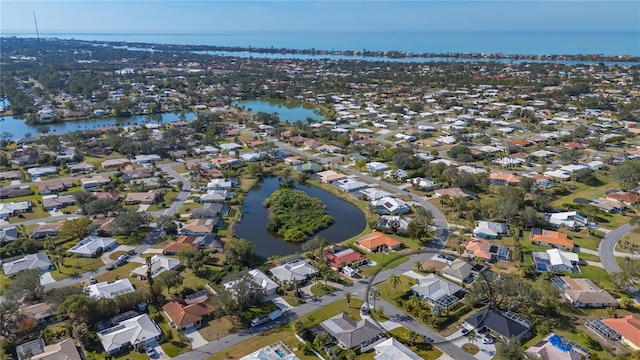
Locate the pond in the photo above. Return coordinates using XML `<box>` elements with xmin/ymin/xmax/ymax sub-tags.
<box><xmin>232</xmin><ymin>98</ymin><xmax>325</xmax><ymax>124</ymax></box>
<box><xmin>0</xmin><ymin>112</ymin><xmax>196</xmax><ymax>140</ymax></box>
<box><xmin>235</xmin><ymin>177</ymin><xmax>366</xmax><ymax>258</ymax></box>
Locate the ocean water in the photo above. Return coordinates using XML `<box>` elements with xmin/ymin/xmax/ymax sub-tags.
<box><xmin>4</xmin><ymin>30</ymin><xmax>639</xmax><ymax>56</ymax></box>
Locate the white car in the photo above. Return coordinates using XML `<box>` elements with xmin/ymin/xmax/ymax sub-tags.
<box><xmin>482</xmin><ymin>338</ymin><xmax>494</xmax><ymax>344</ymax></box>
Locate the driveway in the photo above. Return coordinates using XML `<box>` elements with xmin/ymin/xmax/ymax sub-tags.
<box><xmin>184</xmin><ymin>327</ymin><xmax>208</xmax><ymax>348</ymax></box>
<box><xmin>100</xmin><ymin>245</ymin><xmax>136</xmax><ymax>265</ymax></box>
<box><xmin>147</xmin><ymin>339</ymin><xmax>170</xmax><ymax>360</ymax></box>
<box><xmin>39</xmin><ymin>271</ymin><xmax>56</xmax><ymax>286</ymax></box>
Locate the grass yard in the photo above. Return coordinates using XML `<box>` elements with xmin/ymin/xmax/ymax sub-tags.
<box><xmin>109</xmin><ymin>251</ymin><xmax>128</xmax><ymax>260</ymax></box>
<box><xmin>177</xmin><ymin>201</ymin><xmax>202</xmax><ymax>215</ymax></box>
<box><xmin>147</xmin><ymin>189</ymin><xmax>180</xmax><ymax>211</ymax></box>
<box><xmin>462</xmin><ymin>343</ymin><xmax>479</xmax><ymax>355</ymax></box>
<box><xmin>566</xmin><ymin>266</ymin><xmax>619</xmax><ymax>295</ymax></box>
<box><xmin>9</xmin><ymin>206</ymin><xmax>50</xmax><ymax>223</ymax></box>
<box><xmin>171</xmin><ymin>164</ymin><xmax>188</xmax><ymax>174</ymax></box>
<box><xmin>301</xmin><ymin>297</ymin><xmax>364</xmax><ymax>328</ymax></box>
<box><xmin>150</xmin><ymin>306</ymin><xmax>191</xmax><ymax>357</ymax></box>
<box><xmin>94</xmin><ymin>263</ymin><xmax>146</xmax><ymax>288</ymax></box>
<box><xmin>0</xmin><ymin>272</ymin><xmax>11</xmax><ymax>292</ymax></box>
<box><xmin>617</xmin><ymin>226</ymin><xmax>640</xmax><ymax>253</ymax></box>
<box><xmin>310</xmin><ymin>283</ymin><xmax>336</xmax><ymax>297</ymax></box>
<box><xmin>50</xmin><ymin>256</ymin><xmax>105</xmax><ymax>280</ymax></box>
<box><xmin>179</xmin><ymin>268</ymin><xmax>211</xmax><ymax>291</ymax></box>
<box><xmin>205</xmin><ymin>327</ymin><xmax>317</xmax><ymax>360</ymax></box>
<box><xmin>567</xmin><ymin>229</ymin><xmax>604</xmax><ymax>251</ymax></box>
<box><xmin>375</xmin><ymin>275</ymin><xmax>418</xmax><ymax>302</ymax></box>
<box><xmin>199</xmin><ymin>316</ymin><xmax>234</xmax><ymax>342</ymax></box>
<box><xmin>388</xmin><ymin>327</ymin><xmax>443</xmax><ymax>359</ymax></box>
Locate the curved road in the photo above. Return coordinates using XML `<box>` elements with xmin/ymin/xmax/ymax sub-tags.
<box><xmin>598</xmin><ymin>222</ymin><xmax>634</xmax><ymax>273</ymax></box>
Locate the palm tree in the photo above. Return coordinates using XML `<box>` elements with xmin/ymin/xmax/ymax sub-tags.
<box><xmin>606</xmin><ymin>306</ymin><xmax>617</xmax><ymax>319</ymax></box>
<box><xmin>414</xmin><ymin>260</ymin><xmax>423</xmax><ymax>272</ymax></box>
<box><xmin>345</xmin><ymin>292</ymin><xmax>352</xmax><ymax>308</ymax></box>
<box><xmin>389</xmin><ymin>274</ymin><xmax>401</xmax><ymax>293</ymax></box>
<box><xmin>370</xmin><ymin>287</ymin><xmax>380</xmax><ymax>309</ymax></box>
<box><xmin>468</xmin><ymin>330</ymin><xmax>476</xmax><ymax>345</ymax></box>
<box><xmin>407</xmin><ymin>330</ymin><xmax>418</xmax><ymax>346</ymax></box>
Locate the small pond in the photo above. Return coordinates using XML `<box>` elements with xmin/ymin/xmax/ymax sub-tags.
<box><xmin>232</xmin><ymin>98</ymin><xmax>324</xmax><ymax>123</ymax></box>
<box><xmin>235</xmin><ymin>177</ymin><xmax>366</xmax><ymax>258</ymax></box>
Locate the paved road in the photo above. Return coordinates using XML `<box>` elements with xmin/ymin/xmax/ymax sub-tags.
<box><xmin>156</xmin><ymin>163</ymin><xmax>193</xmax><ymax>217</ymax></box>
<box><xmin>0</xmin><ymin>214</ymin><xmax>79</xmax><ymax>230</ymax></box>
<box><xmin>17</xmin><ymin>170</ymin><xmax>118</xmax><ymax>188</ymax></box>
<box><xmin>598</xmin><ymin>222</ymin><xmax>634</xmax><ymax>274</ymax></box>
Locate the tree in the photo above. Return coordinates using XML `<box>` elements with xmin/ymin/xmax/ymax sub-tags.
<box><xmin>619</xmin><ymin>297</ymin><xmax>634</xmax><ymax>310</ymax></box>
<box><xmin>370</xmin><ymin>287</ymin><xmax>380</xmax><ymax>309</ymax></box>
<box><xmin>345</xmin><ymin>292</ymin><xmax>352</xmax><ymax>308</ymax></box>
<box><xmin>216</xmin><ymin>270</ymin><xmax>266</xmax><ymax>314</ymax></box>
<box><xmin>4</xmin><ymin>269</ymin><xmax>43</xmax><ymax>302</ymax></box>
<box><xmin>178</xmin><ymin>247</ymin><xmax>208</xmax><ymax>273</ymax></box>
<box><xmin>293</xmin><ymin>320</ymin><xmax>306</xmax><ymax>336</ymax></box>
<box><xmin>72</xmin><ymin>191</ymin><xmax>97</xmax><ymax>213</ymax></box>
<box><xmin>407</xmin><ymin>330</ymin><xmax>418</xmax><ymax>346</ymax></box>
<box><xmin>72</xmin><ymin>321</ymin><xmax>91</xmax><ymax>346</ymax></box>
<box><xmin>223</xmin><ymin>238</ymin><xmax>259</xmax><ymax>267</ymax></box>
<box><xmin>344</xmin><ymin>349</ymin><xmax>356</xmax><ymax>360</ymax></box>
<box><xmin>313</xmin><ymin>332</ymin><xmax>329</xmax><ymax>349</ymax></box>
<box><xmin>85</xmin><ymin>197</ymin><xmax>121</xmax><ymax>216</ymax></box>
<box><xmin>157</xmin><ymin>215</ymin><xmax>178</xmax><ymax>235</ymax></box>
<box><xmin>113</xmin><ymin>211</ymin><xmax>149</xmax><ymax>236</ymax></box>
<box><xmin>495</xmin><ymin>337</ymin><xmax>526</xmax><ymax>360</ymax></box>
<box><xmin>56</xmin><ymin>294</ymin><xmax>94</xmax><ymax>322</ymax></box>
<box><xmin>60</xmin><ymin>217</ymin><xmax>93</xmax><ymax>240</ymax></box>
<box><xmin>389</xmin><ymin>274</ymin><xmax>401</xmax><ymax>293</ymax></box>
<box><xmin>468</xmin><ymin>330</ymin><xmax>476</xmax><ymax>345</ymax></box>
<box><xmin>302</xmin><ymin>236</ymin><xmax>329</xmax><ymax>257</ymax></box>
<box><xmin>155</xmin><ymin>271</ymin><xmax>183</xmax><ymax>295</ymax></box>
<box><xmin>612</xmin><ymin>159</ymin><xmax>640</xmax><ymax>190</ymax></box>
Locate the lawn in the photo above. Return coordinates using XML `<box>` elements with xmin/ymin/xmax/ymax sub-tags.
<box><xmin>301</xmin><ymin>297</ymin><xmax>364</xmax><ymax>329</ymax></box>
<box><xmin>567</xmin><ymin>229</ymin><xmax>604</xmax><ymax>251</ymax></box>
<box><xmin>0</xmin><ymin>272</ymin><xmax>11</xmax><ymax>292</ymax></box>
<box><xmin>199</xmin><ymin>316</ymin><xmax>234</xmax><ymax>342</ymax></box>
<box><xmin>375</xmin><ymin>275</ymin><xmax>418</xmax><ymax>302</ymax></box>
<box><xmin>150</xmin><ymin>306</ymin><xmax>192</xmax><ymax>357</ymax></box>
<box><xmin>388</xmin><ymin>327</ymin><xmax>443</xmax><ymax>359</ymax></box>
<box><xmin>171</xmin><ymin>164</ymin><xmax>188</xmax><ymax>174</ymax></box>
<box><xmin>566</xmin><ymin>266</ymin><xmax>618</xmax><ymax>294</ymax></box>
<box><xmin>109</xmin><ymin>250</ymin><xmax>128</xmax><ymax>261</ymax></box>
<box><xmin>50</xmin><ymin>256</ymin><xmax>105</xmax><ymax>280</ymax></box>
<box><xmin>310</xmin><ymin>283</ymin><xmax>336</xmax><ymax>297</ymax></box>
<box><xmin>94</xmin><ymin>263</ymin><xmax>146</xmax><ymax>288</ymax></box>
<box><xmin>115</xmin><ymin>229</ymin><xmax>150</xmax><ymax>245</ymax></box>
<box><xmin>204</xmin><ymin>327</ymin><xmax>316</xmax><ymax>360</ymax></box>
<box><xmin>9</xmin><ymin>206</ymin><xmax>50</xmax><ymax>223</ymax></box>
<box><xmin>617</xmin><ymin>226</ymin><xmax>640</xmax><ymax>253</ymax></box>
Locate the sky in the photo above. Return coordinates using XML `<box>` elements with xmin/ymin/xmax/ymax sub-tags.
<box><xmin>1</xmin><ymin>1</ymin><xmax>639</xmax><ymax>33</ymax></box>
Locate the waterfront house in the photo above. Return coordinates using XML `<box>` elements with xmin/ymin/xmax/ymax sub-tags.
<box><xmin>10</xmin><ymin>148</ymin><xmax>38</xmax><ymax>165</ymax></box>
<box><xmin>269</xmin><ymin>258</ymin><xmax>317</xmax><ymax>283</ymax></box>
<box><xmin>334</xmin><ymin>178</ymin><xmax>369</xmax><ymax>193</ymax></box>
<box><xmin>191</xmin><ymin>203</ymin><xmax>230</xmax><ymax>218</ymax></box>
<box><xmin>316</xmin><ymin>170</ymin><xmax>347</xmax><ymax>183</ymax></box>
<box><xmin>371</xmin><ymin>196</ymin><xmax>410</xmax><ymax>215</ymax></box>
<box><xmin>356</xmin><ymin>232</ymin><xmax>402</xmax><ymax>253</ymax></box>
<box><xmin>324</xmin><ymin>247</ymin><xmax>368</xmax><ymax>269</ymax></box>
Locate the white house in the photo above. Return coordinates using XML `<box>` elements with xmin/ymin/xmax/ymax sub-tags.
<box><xmin>373</xmin><ymin>338</ymin><xmax>422</xmax><ymax>360</ymax></box>
<box><xmin>531</xmin><ymin>249</ymin><xmax>580</xmax><ymax>273</ymax></box>
<box><xmin>68</xmin><ymin>236</ymin><xmax>117</xmax><ymax>257</ymax></box>
<box><xmin>334</xmin><ymin>178</ymin><xmax>369</xmax><ymax>193</ymax></box>
<box><xmin>27</xmin><ymin>166</ymin><xmax>57</xmax><ymax>178</ymax></box>
<box><xmin>409</xmin><ymin>177</ymin><xmax>435</xmax><ymax>190</ymax></box>
<box><xmin>410</xmin><ymin>274</ymin><xmax>464</xmax><ymax>309</ymax></box>
<box><xmin>132</xmin><ymin>154</ymin><xmax>161</xmax><ymax>164</ymax></box>
<box><xmin>366</xmin><ymin>162</ymin><xmax>390</xmax><ymax>173</ymax></box>
<box><xmin>269</xmin><ymin>259</ymin><xmax>318</xmax><ymax>283</ymax></box>
<box><xmin>86</xmin><ymin>279</ymin><xmax>136</xmax><ymax>299</ymax></box>
<box><xmin>97</xmin><ymin>314</ymin><xmax>162</xmax><ymax>354</ymax></box>
<box><xmin>2</xmin><ymin>252</ymin><xmax>52</xmax><ymax>277</ymax></box>
<box><xmin>372</xmin><ymin>196</ymin><xmax>410</xmax><ymax>215</ymax></box>
<box><xmin>130</xmin><ymin>255</ymin><xmax>181</xmax><ymax>280</ymax></box>
<box><xmin>224</xmin><ymin>269</ymin><xmax>279</xmax><ymax>297</ymax></box>
<box><xmin>359</xmin><ymin>187</ymin><xmax>393</xmax><ymax>201</ymax></box>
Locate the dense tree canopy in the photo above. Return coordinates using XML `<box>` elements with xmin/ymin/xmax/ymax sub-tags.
<box><xmin>264</xmin><ymin>188</ymin><xmax>333</xmax><ymax>242</ymax></box>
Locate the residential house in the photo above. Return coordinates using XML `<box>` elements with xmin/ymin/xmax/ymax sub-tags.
<box><xmin>163</xmin><ymin>234</ymin><xmax>210</xmax><ymax>255</ymax></box>
<box><xmin>31</xmin><ymin>221</ymin><xmax>64</xmax><ymax>239</ymax></box>
<box><xmin>212</xmin><ymin>157</ymin><xmax>243</xmax><ymax>167</ymax></box>
<box><xmin>489</xmin><ymin>172</ymin><xmax>522</xmax><ymax>186</ymax></box>
<box><xmin>122</xmin><ymin>168</ymin><xmax>154</xmax><ymax>181</ymax></box>
<box><xmin>91</xmin><ymin>217</ymin><xmax>116</xmax><ymax>235</ymax></box>
<box><xmin>463</xmin><ymin>308</ymin><xmax>532</xmax><ymax>340</ymax></box>
<box><xmin>206</xmin><ymin>178</ymin><xmax>238</xmax><ymax>190</ymax></box>
<box><xmin>465</xmin><ymin>238</ymin><xmax>511</xmax><ymax>262</ymax></box>
<box><xmin>18</xmin><ymin>303</ymin><xmax>55</xmax><ymax>328</ymax></box>
<box><xmin>410</xmin><ymin>274</ymin><xmax>464</xmax><ymax>309</ymax></box>
<box><xmin>130</xmin><ymin>255</ymin><xmax>181</xmax><ymax>280</ymax></box>
<box><xmin>199</xmin><ymin>189</ymin><xmax>230</xmax><ymax>202</ymax></box>
<box><xmin>68</xmin><ymin>236</ymin><xmax>117</xmax><ymax>257</ymax></box>
<box><xmin>0</xmin><ymin>201</ymin><xmax>31</xmax><ymax>218</ymax></box>
<box><xmin>97</xmin><ymin>313</ymin><xmax>162</xmax><ymax>354</ymax></box>
<box><xmin>324</xmin><ymin>247</ymin><xmax>368</xmax><ymax>269</ymax></box>
<box><xmin>377</xmin><ymin>216</ymin><xmax>411</xmax><ymax>234</ymax></box>
<box><xmin>81</xmin><ymin>174</ymin><xmax>111</xmax><ymax>190</ymax></box>
<box><xmin>0</xmin><ymin>170</ymin><xmax>23</xmax><ymax>181</ymax></box>
<box><xmin>37</xmin><ymin>179</ymin><xmax>74</xmax><ymax>194</ymax></box>
<box><xmin>606</xmin><ymin>191</ymin><xmax>640</xmax><ymax>206</ymax></box>
<box><xmin>316</xmin><ymin>170</ymin><xmax>347</xmax><ymax>183</ymax></box>
<box><xmin>179</xmin><ymin>218</ymin><xmax>218</xmax><ymax>235</ymax></box>
<box><xmin>86</xmin><ymin>279</ymin><xmax>136</xmax><ymax>299</ymax></box>
<box><xmin>409</xmin><ymin>177</ymin><xmax>436</xmax><ymax>190</ymax></box>
<box><xmin>283</xmin><ymin>156</ymin><xmax>304</xmax><ymax>166</ymax></box>
<box><xmin>0</xmin><ymin>186</ymin><xmax>33</xmax><ymax>199</ymax></box>
<box><xmin>441</xmin><ymin>259</ymin><xmax>474</xmax><ymax>284</ymax></box>
<box><xmin>218</xmin><ymin>142</ymin><xmax>243</xmax><ymax>152</ymax></box>
<box><xmin>10</xmin><ymin>148</ymin><xmax>38</xmax><ymax>165</ymax></box>
<box><xmin>334</xmin><ymin>178</ymin><xmax>369</xmax><ymax>193</ymax></box>
<box><xmin>240</xmin><ymin>341</ymin><xmax>299</xmax><ymax>360</ymax></box>
<box><xmin>524</xmin><ymin>173</ymin><xmax>555</xmax><ymax>188</ymax></box>
<box><xmin>68</xmin><ymin>162</ymin><xmax>96</xmax><ymax>172</ymax></box>
<box><xmin>101</xmin><ymin>158</ymin><xmax>131</xmax><ymax>169</ymax></box>
<box><xmin>601</xmin><ymin>315</ymin><xmax>640</xmax><ymax>350</ymax></box>
<box><xmin>132</xmin><ymin>154</ymin><xmax>161</xmax><ymax>164</ymax></box>
<box><xmin>317</xmin><ymin>144</ymin><xmax>342</xmax><ymax>154</ymax></box>
<box><xmin>590</xmin><ymin>198</ymin><xmax>623</xmax><ymax>213</ymax></box>
<box><xmin>359</xmin><ymin>188</ymin><xmax>393</xmax><ymax>201</ymax></box>
<box><xmin>16</xmin><ymin>338</ymin><xmax>83</xmax><ymax>360</ymax></box>
<box><xmin>530</xmin><ymin>228</ymin><xmax>575</xmax><ymax>251</ymax></box>
<box><xmin>373</xmin><ymin>338</ymin><xmax>422</xmax><ymax>360</ymax></box>
<box><xmin>531</xmin><ymin>249</ymin><xmax>580</xmax><ymax>273</ymax></box>
<box><xmin>525</xmin><ymin>333</ymin><xmax>585</xmax><ymax>360</ymax></box>
<box><xmin>366</xmin><ymin>162</ymin><xmax>389</xmax><ymax>173</ymax></box>
<box><xmin>42</xmin><ymin>195</ymin><xmax>76</xmax><ymax>211</ymax></box>
<box><xmin>191</xmin><ymin>203</ymin><xmax>230</xmax><ymax>218</ymax></box>
<box><xmin>473</xmin><ymin>221</ymin><xmax>509</xmax><ymax>239</ymax></box>
<box><xmin>124</xmin><ymin>190</ymin><xmax>158</xmax><ymax>205</ymax></box>
<box><xmin>557</xmin><ymin>276</ymin><xmax>618</xmax><ymax>308</ymax></box>
<box><xmin>223</xmin><ymin>269</ymin><xmax>279</xmax><ymax>297</ymax></box>
<box><xmin>356</xmin><ymin>232</ymin><xmax>403</xmax><ymax>253</ymax></box>
<box><xmin>269</xmin><ymin>259</ymin><xmax>318</xmax><ymax>283</ymax></box>
<box><xmin>294</xmin><ymin>162</ymin><xmax>324</xmax><ymax>173</ymax></box>
<box><xmin>372</xmin><ymin>196</ymin><xmax>410</xmax><ymax>215</ymax></box>
<box><xmin>434</xmin><ymin>187</ymin><xmax>471</xmax><ymax>198</ymax></box>
<box><xmin>320</xmin><ymin>313</ymin><xmax>383</xmax><ymax>352</ymax></box>
<box><xmin>0</xmin><ymin>227</ymin><xmax>19</xmax><ymax>242</ymax></box>
<box><xmin>2</xmin><ymin>252</ymin><xmax>52</xmax><ymax>276</ymax></box>
<box><xmin>163</xmin><ymin>299</ymin><xmax>215</xmax><ymax>330</ymax></box>
<box><xmin>546</xmin><ymin>211</ymin><xmax>579</xmax><ymax>229</ymax></box>
<box><xmin>240</xmin><ymin>152</ymin><xmax>262</xmax><ymax>162</ymax></box>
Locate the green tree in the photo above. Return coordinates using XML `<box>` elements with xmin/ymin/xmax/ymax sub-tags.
<box><xmin>407</xmin><ymin>330</ymin><xmax>418</xmax><ymax>346</ymax></box>
<box><xmin>86</xmin><ymin>197</ymin><xmax>121</xmax><ymax>216</ymax></box>
<box><xmin>113</xmin><ymin>211</ymin><xmax>149</xmax><ymax>236</ymax></box>
<box><xmin>178</xmin><ymin>247</ymin><xmax>208</xmax><ymax>273</ymax></box>
<box><xmin>389</xmin><ymin>274</ymin><xmax>401</xmax><ymax>293</ymax></box>
<box><xmin>4</xmin><ymin>269</ymin><xmax>43</xmax><ymax>302</ymax></box>
<box><xmin>157</xmin><ymin>215</ymin><xmax>178</xmax><ymax>235</ymax></box>
<box><xmin>495</xmin><ymin>337</ymin><xmax>525</xmax><ymax>360</ymax></box>
<box><xmin>155</xmin><ymin>271</ymin><xmax>183</xmax><ymax>295</ymax></box>
<box><xmin>72</xmin><ymin>191</ymin><xmax>97</xmax><ymax>214</ymax></box>
<box><xmin>345</xmin><ymin>291</ymin><xmax>352</xmax><ymax>308</ymax></box>
<box><xmin>313</xmin><ymin>332</ymin><xmax>329</xmax><ymax>349</ymax></box>
<box><xmin>370</xmin><ymin>287</ymin><xmax>380</xmax><ymax>309</ymax></box>
<box><xmin>60</xmin><ymin>217</ymin><xmax>94</xmax><ymax>240</ymax></box>
<box><xmin>301</xmin><ymin>236</ymin><xmax>329</xmax><ymax>257</ymax></box>
<box><xmin>293</xmin><ymin>320</ymin><xmax>306</xmax><ymax>336</ymax></box>
<box><xmin>223</xmin><ymin>238</ymin><xmax>259</xmax><ymax>267</ymax></box>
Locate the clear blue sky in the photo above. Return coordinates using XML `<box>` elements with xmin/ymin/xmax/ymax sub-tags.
<box><xmin>1</xmin><ymin>1</ymin><xmax>638</xmax><ymax>33</ymax></box>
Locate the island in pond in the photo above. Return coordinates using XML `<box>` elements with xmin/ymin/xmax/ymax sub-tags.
<box><xmin>264</xmin><ymin>183</ymin><xmax>333</xmax><ymax>242</ymax></box>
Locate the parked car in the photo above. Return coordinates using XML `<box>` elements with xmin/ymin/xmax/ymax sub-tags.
<box><xmin>117</xmin><ymin>255</ymin><xmax>128</xmax><ymax>262</ymax></box>
<box><xmin>146</xmin><ymin>346</ymin><xmax>157</xmax><ymax>358</ymax></box>
<box><xmin>482</xmin><ymin>338</ymin><xmax>494</xmax><ymax>344</ymax></box>
<box><xmin>127</xmin><ymin>250</ymin><xmax>136</xmax><ymax>256</ymax></box>
<box><xmin>106</xmin><ymin>264</ymin><xmax>115</xmax><ymax>271</ymax></box>
<box><xmin>89</xmin><ymin>277</ymin><xmax>97</xmax><ymax>284</ymax></box>
<box><xmin>461</xmin><ymin>328</ymin><xmax>470</xmax><ymax>336</ymax></box>
<box><xmin>424</xmin><ymin>336</ymin><xmax>434</xmax><ymax>343</ymax></box>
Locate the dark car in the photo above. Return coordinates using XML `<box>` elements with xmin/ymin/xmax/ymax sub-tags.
<box><xmin>106</xmin><ymin>263</ymin><xmax>115</xmax><ymax>271</ymax></box>
<box><xmin>424</xmin><ymin>336</ymin><xmax>434</xmax><ymax>343</ymax></box>
<box><xmin>127</xmin><ymin>250</ymin><xmax>136</xmax><ymax>256</ymax></box>
<box><xmin>461</xmin><ymin>328</ymin><xmax>470</xmax><ymax>336</ymax></box>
